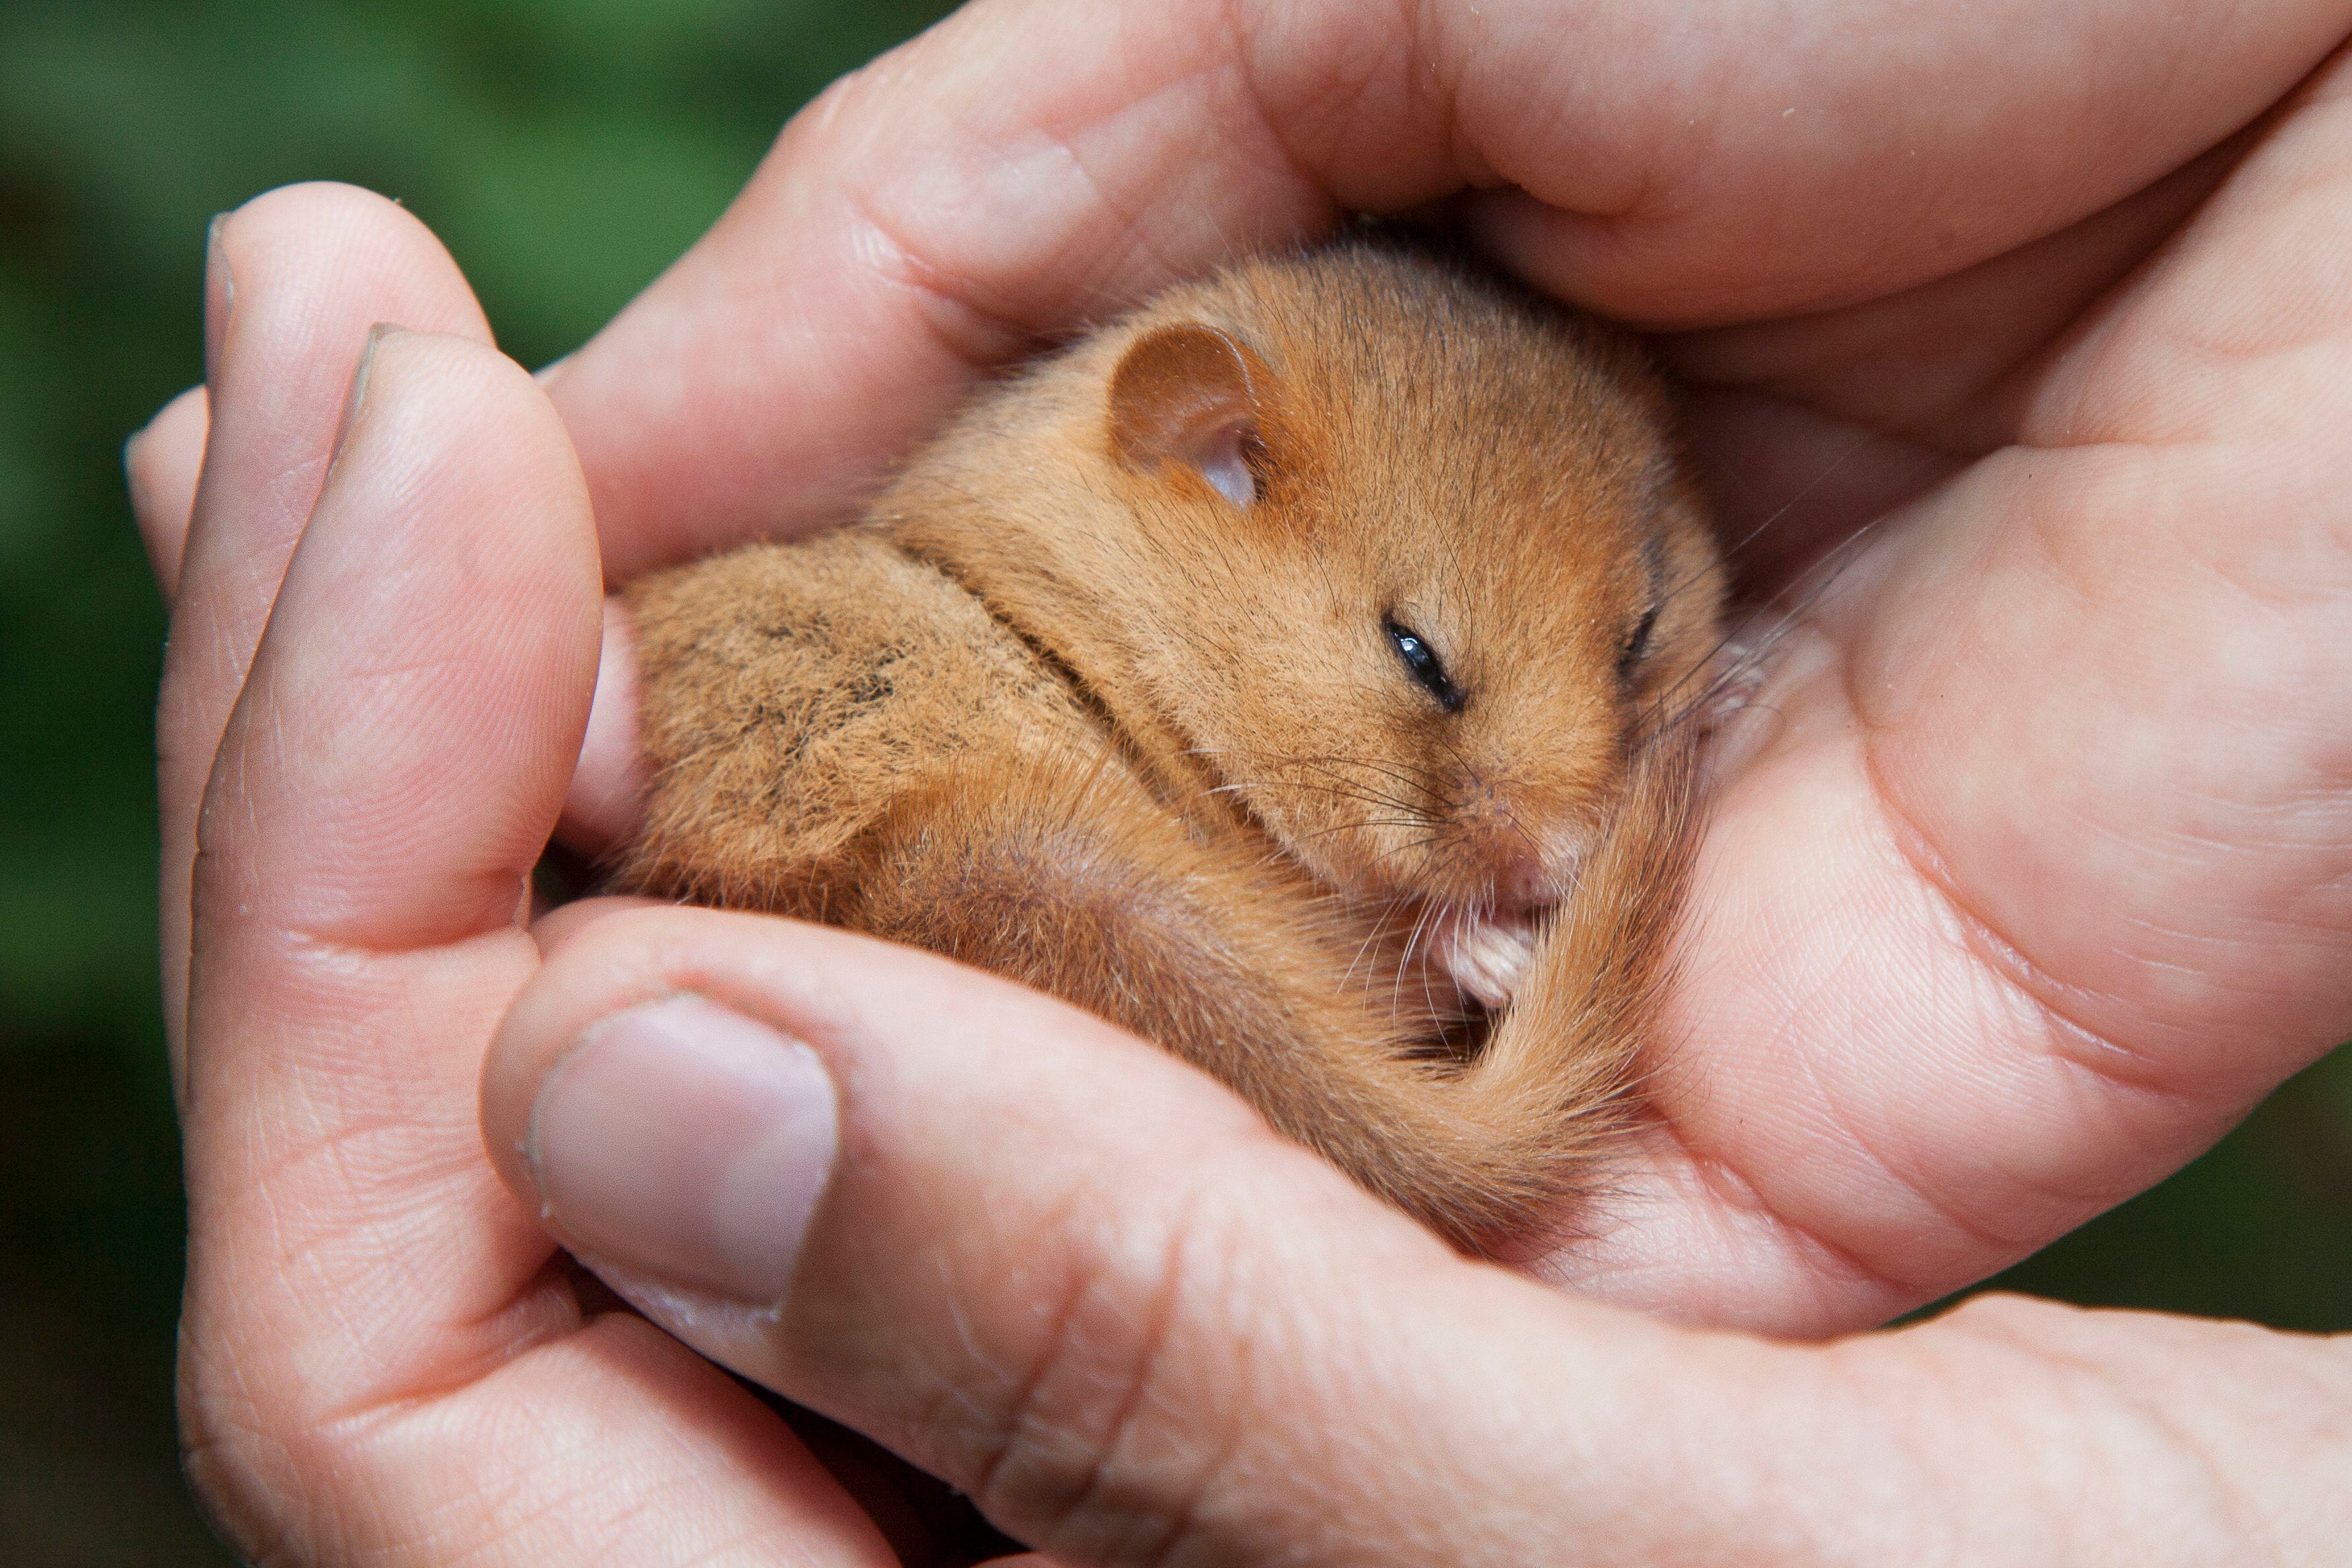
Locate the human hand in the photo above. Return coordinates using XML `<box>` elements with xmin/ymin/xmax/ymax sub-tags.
<box><xmin>130</xmin><ymin>0</ymin><xmax>2352</xmax><ymax>1555</ymax></box>
<box><xmin>135</xmin><ymin>186</ymin><xmax>975</xmax><ymax>1562</ymax></box>
<box><xmin>475</xmin><ymin>903</ymin><xmax>2352</xmax><ymax>1566</ymax></box>
<box><xmin>521</xmin><ymin>0</ymin><xmax>2352</xmax><ymax>1332</ymax></box>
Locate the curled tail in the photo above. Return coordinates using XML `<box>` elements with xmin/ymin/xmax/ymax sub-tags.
<box><xmin>814</xmin><ymin>731</ymin><xmax>1703</xmax><ymax>1253</ymax></box>
<box><xmin>1160</xmin><ymin>725</ymin><xmax>1703</xmax><ymax>1251</ymax></box>
<box><xmin>1409</xmin><ymin>725</ymin><xmax>1705</xmax><ymax>1246</ymax></box>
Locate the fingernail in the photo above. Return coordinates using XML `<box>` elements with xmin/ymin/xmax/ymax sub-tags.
<box><xmin>122</xmin><ymin>421</ymin><xmax>153</xmax><ymax>487</ymax></box>
<box><xmin>203</xmin><ymin>212</ymin><xmax>235</xmax><ymax>387</ymax></box>
<box><xmin>528</xmin><ymin>994</ymin><xmax>838</xmax><ymax>1306</ymax></box>
<box><xmin>122</xmin><ymin>421</ymin><xmax>162</xmax><ymax>575</ymax></box>
<box><xmin>329</xmin><ymin>324</ymin><xmax>397</xmax><ymax>470</ymax></box>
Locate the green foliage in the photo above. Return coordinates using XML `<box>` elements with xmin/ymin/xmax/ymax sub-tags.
<box><xmin>0</xmin><ymin>0</ymin><xmax>2343</xmax><ymax>1559</ymax></box>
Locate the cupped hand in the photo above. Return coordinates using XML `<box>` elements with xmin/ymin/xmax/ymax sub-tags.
<box><xmin>132</xmin><ymin>0</ymin><xmax>2352</xmax><ymax>1557</ymax></box>
<box><xmin>579</xmin><ymin>0</ymin><xmax>2351</xmax><ymax>1329</ymax></box>
<box><xmin>140</xmin><ymin>189</ymin><xmax>934</xmax><ymax>1562</ymax></box>
<box><xmin>475</xmin><ymin>904</ymin><xmax>2352</xmax><ymax>1566</ymax></box>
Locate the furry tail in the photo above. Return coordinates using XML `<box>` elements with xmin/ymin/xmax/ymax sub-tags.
<box><xmin>807</xmin><ymin>733</ymin><xmax>1702</xmax><ymax>1252</ymax></box>
<box><xmin>1176</xmin><ymin>725</ymin><xmax>1702</xmax><ymax>1251</ymax></box>
<box><xmin>1410</xmin><ymin>725</ymin><xmax>1705</xmax><ymax>1247</ymax></box>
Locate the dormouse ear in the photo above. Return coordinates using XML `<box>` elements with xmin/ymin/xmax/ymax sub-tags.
<box><xmin>1106</xmin><ymin>323</ymin><xmax>1270</xmax><ymax>509</ymax></box>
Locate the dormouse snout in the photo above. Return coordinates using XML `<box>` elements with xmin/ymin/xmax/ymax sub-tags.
<box><xmin>1438</xmin><ymin>757</ymin><xmax>1607</xmax><ymax>911</ymax></box>
<box><xmin>1452</xmin><ymin>807</ymin><xmax>1596</xmax><ymax>915</ymax></box>
<box><xmin>1492</xmin><ymin>835</ymin><xmax>1584</xmax><ymax>913</ymax></box>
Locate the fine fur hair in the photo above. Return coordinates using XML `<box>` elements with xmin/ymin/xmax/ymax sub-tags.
<box><xmin>621</xmin><ymin>239</ymin><xmax>1727</xmax><ymax>1251</ymax></box>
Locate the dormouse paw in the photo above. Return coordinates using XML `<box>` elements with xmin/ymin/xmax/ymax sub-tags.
<box><xmin>1702</xmin><ymin>635</ymin><xmax>1769</xmax><ymax>729</ymax></box>
<box><xmin>1434</xmin><ymin>913</ymin><xmax>1539</xmax><ymax>1010</ymax></box>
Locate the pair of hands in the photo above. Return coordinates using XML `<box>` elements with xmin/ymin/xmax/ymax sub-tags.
<box><xmin>132</xmin><ymin>0</ymin><xmax>2352</xmax><ymax>1561</ymax></box>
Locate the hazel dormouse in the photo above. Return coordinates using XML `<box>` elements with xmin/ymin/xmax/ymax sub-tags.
<box><xmin>620</xmin><ymin>240</ymin><xmax>1728</xmax><ymax>1251</ymax></box>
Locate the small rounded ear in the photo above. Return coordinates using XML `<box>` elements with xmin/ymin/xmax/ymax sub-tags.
<box><xmin>1107</xmin><ymin>323</ymin><xmax>1272</xmax><ymax>509</ymax></box>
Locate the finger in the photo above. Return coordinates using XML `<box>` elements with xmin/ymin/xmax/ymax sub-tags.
<box><xmin>546</xmin><ymin>0</ymin><xmax>2349</xmax><ymax>576</ymax></box>
<box><xmin>124</xmin><ymin>384</ymin><xmax>208</xmax><ymax>598</ymax></box>
<box><xmin>190</xmin><ymin>331</ymin><xmax>601</xmax><ymax>947</ymax></box>
<box><xmin>157</xmin><ymin>183</ymin><xmax>494</xmax><ymax>1076</ymax></box>
<box><xmin>481</xmin><ymin>907</ymin><xmax>1701</xmax><ymax>1562</ymax></box>
<box><xmin>554</xmin><ymin>595</ymin><xmax>645</xmax><ymax>855</ymax></box>
<box><xmin>1659</xmin><ymin>132</ymin><xmax>2246</xmax><ymax>594</ymax></box>
<box><xmin>483</xmin><ymin>911</ymin><xmax>2352</xmax><ymax>1564</ymax></box>
<box><xmin>180</xmin><ymin>330</ymin><xmax>892</xmax><ymax>1563</ymax></box>
<box><xmin>1557</xmin><ymin>50</ymin><xmax>2352</xmax><ymax>1331</ymax></box>
<box><xmin>1662</xmin><ymin>130</ymin><xmax>2246</xmax><ymax>453</ymax></box>
<box><xmin>1465</xmin><ymin>2</ymin><xmax>2349</xmax><ymax>324</ymax></box>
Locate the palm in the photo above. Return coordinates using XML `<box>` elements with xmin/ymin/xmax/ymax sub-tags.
<box><xmin>536</xmin><ymin>11</ymin><xmax>2352</xmax><ymax>1331</ymax></box>
<box><xmin>1549</xmin><ymin>81</ymin><xmax>2352</xmax><ymax>1328</ymax></box>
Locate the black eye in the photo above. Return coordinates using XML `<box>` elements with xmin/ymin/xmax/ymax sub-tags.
<box><xmin>1385</xmin><ymin>615</ymin><xmax>1464</xmax><ymax>713</ymax></box>
<box><xmin>1619</xmin><ymin>606</ymin><xmax>1661</xmax><ymax>678</ymax></box>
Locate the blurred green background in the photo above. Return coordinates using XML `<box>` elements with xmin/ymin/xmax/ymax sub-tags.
<box><xmin>0</xmin><ymin>1</ymin><xmax>2343</xmax><ymax>1561</ymax></box>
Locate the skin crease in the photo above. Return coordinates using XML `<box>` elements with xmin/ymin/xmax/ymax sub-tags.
<box><xmin>131</xmin><ymin>0</ymin><xmax>2352</xmax><ymax>1560</ymax></box>
<box><xmin>618</xmin><ymin>243</ymin><xmax>1726</xmax><ymax>1248</ymax></box>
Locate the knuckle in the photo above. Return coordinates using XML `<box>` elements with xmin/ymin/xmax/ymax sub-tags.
<box><xmin>177</xmin><ymin>1334</ymin><xmax>315</xmax><ymax>1565</ymax></box>
<box><xmin>967</xmin><ymin>1182</ymin><xmax>1258</xmax><ymax>1563</ymax></box>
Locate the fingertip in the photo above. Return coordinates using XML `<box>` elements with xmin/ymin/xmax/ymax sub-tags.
<box><xmin>222</xmin><ymin>181</ymin><xmax>494</xmax><ymax>341</ymax></box>
<box><xmin>169</xmin><ymin>181</ymin><xmax>505</xmax><ymax>750</ymax></box>
<box><xmin>126</xmin><ymin>384</ymin><xmax>210</xmax><ymax>600</ymax></box>
<box><xmin>524</xmin><ymin>992</ymin><xmax>839</xmax><ymax>1307</ymax></box>
<box><xmin>557</xmin><ymin>595</ymin><xmax>646</xmax><ymax>854</ymax></box>
<box><xmin>210</xmin><ymin>323</ymin><xmax>605</xmax><ymax>951</ymax></box>
<box><xmin>339</xmin><ymin>326</ymin><xmax>593</xmax><ymax>531</ymax></box>
<box><xmin>1459</xmin><ymin>186</ymin><xmax>1675</xmax><ymax>325</ymax></box>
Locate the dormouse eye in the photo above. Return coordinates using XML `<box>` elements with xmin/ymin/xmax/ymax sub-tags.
<box><xmin>1619</xmin><ymin>606</ymin><xmax>1662</xmax><ymax>678</ymax></box>
<box><xmin>1385</xmin><ymin>616</ymin><xmax>1465</xmax><ymax>713</ymax></box>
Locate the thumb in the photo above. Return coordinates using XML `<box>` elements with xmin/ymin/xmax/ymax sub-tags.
<box><xmin>480</xmin><ymin>905</ymin><xmax>1753</xmax><ymax>1561</ymax></box>
<box><xmin>479</xmin><ymin>907</ymin><xmax>2341</xmax><ymax>1566</ymax></box>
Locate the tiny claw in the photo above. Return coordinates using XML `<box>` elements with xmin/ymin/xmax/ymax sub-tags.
<box><xmin>1704</xmin><ymin>637</ymin><xmax>1769</xmax><ymax>727</ymax></box>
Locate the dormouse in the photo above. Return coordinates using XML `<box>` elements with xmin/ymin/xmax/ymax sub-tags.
<box><xmin>622</xmin><ymin>239</ymin><xmax>1726</xmax><ymax>1248</ymax></box>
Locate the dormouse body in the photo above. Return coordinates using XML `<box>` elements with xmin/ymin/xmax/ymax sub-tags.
<box><xmin>882</xmin><ymin>243</ymin><xmax>1724</xmax><ymax>1005</ymax></box>
<box><xmin>624</xmin><ymin>239</ymin><xmax>1726</xmax><ymax>1247</ymax></box>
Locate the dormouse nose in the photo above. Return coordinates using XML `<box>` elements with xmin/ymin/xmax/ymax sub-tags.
<box><xmin>1456</xmin><ymin>805</ymin><xmax>1593</xmax><ymax>914</ymax></box>
<box><xmin>1449</xmin><ymin>768</ymin><xmax>1597</xmax><ymax>912</ymax></box>
<box><xmin>1454</xmin><ymin>815</ymin><xmax>1557</xmax><ymax>914</ymax></box>
<box><xmin>1492</xmin><ymin>845</ymin><xmax>1562</xmax><ymax>913</ymax></box>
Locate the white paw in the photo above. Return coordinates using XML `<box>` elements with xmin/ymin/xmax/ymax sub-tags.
<box><xmin>1436</xmin><ymin>914</ymin><xmax>1538</xmax><ymax>1009</ymax></box>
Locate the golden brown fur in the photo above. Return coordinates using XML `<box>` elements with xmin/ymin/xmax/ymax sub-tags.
<box><xmin>622</xmin><ymin>240</ymin><xmax>1726</xmax><ymax>1250</ymax></box>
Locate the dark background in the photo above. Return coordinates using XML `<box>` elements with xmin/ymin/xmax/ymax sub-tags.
<box><xmin>1</xmin><ymin>1</ymin><xmax>2345</xmax><ymax>1561</ymax></box>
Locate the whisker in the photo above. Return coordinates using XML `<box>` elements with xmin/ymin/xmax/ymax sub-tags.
<box><xmin>1640</xmin><ymin>513</ymin><xmax>1887</xmax><ymax>745</ymax></box>
<box><xmin>1278</xmin><ymin>819</ymin><xmax>1434</xmax><ymax>846</ymax></box>
<box><xmin>1286</xmin><ymin>753</ymin><xmax>1449</xmax><ymax>806</ymax></box>
<box><xmin>1340</xmin><ymin>896</ymin><xmax>1402</xmax><ymax>995</ymax></box>
<box><xmin>1659</xmin><ymin>429</ymin><xmax>1879</xmax><ymax>610</ymax></box>
<box><xmin>1217</xmin><ymin>778</ymin><xmax>1430</xmax><ymax>817</ymax></box>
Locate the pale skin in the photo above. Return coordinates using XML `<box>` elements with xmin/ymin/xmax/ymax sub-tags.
<box><xmin>129</xmin><ymin>0</ymin><xmax>2352</xmax><ymax>1561</ymax></box>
